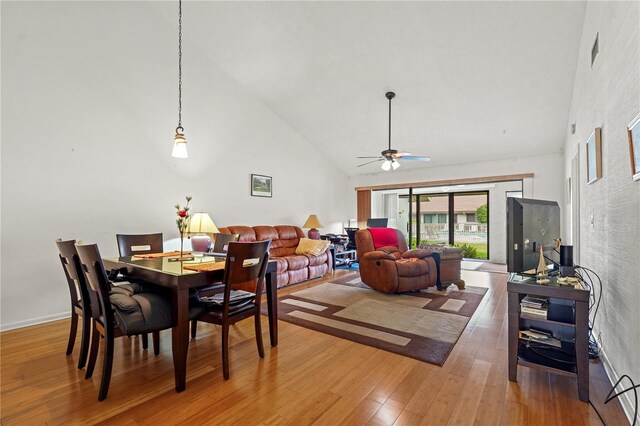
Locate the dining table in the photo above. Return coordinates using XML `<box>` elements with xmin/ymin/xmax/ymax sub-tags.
<box><xmin>103</xmin><ymin>254</ymin><xmax>278</xmax><ymax>392</ymax></box>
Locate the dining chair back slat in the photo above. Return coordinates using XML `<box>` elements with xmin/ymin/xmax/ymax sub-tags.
<box><xmin>116</xmin><ymin>233</ymin><xmax>163</xmax><ymax>256</ymax></box>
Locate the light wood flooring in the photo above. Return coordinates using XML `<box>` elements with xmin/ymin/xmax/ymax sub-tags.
<box><xmin>0</xmin><ymin>270</ymin><xmax>629</xmax><ymax>425</ymax></box>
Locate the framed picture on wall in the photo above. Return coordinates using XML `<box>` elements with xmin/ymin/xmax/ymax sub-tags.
<box><xmin>586</xmin><ymin>127</ymin><xmax>602</xmax><ymax>184</ymax></box>
<box><xmin>627</xmin><ymin>113</ymin><xmax>640</xmax><ymax>181</ymax></box>
<box><xmin>251</xmin><ymin>174</ymin><xmax>272</xmax><ymax>197</ymax></box>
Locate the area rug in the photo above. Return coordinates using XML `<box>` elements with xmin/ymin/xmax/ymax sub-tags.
<box><xmin>276</xmin><ymin>272</ymin><xmax>487</xmax><ymax>366</ymax></box>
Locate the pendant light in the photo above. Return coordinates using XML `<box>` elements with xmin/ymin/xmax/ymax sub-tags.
<box><xmin>171</xmin><ymin>0</ymin><xmax>188</xmax><ymax>158</ymax></box>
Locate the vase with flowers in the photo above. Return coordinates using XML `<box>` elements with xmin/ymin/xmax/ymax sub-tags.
<box><xmin>172</xmin><ymin>195</ymin><xmax>194</xmax><ymax>261</ymax></box>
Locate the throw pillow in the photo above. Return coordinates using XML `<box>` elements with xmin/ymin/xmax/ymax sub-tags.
<box><xmin>295</xmin><ymin>238</ymin><xmax>330</xmax><ymax>256</ymax></box>
<box><xmin>369</xmin><ymin>228</ymin><xmax>399</xmax><ymax>249</ymax></box>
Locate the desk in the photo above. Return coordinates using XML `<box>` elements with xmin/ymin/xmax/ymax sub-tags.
<box><xmin>103</xmin><ymin>255</ymin><xmax>278</xmax><ymax>392</ymax></box>
<box><xmin>334</xmin><ymin>249</ymin><xmax>357</xmax><ymax>267</ymax></box>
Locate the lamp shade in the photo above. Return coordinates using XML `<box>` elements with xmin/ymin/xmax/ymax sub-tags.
<box><xmin>188</xmin><ymin>212</ymin><xmax>219</xmax><ymax>234</ymax></box>
<box><xmin>303</xmin><ymin>214</ymin><xmax>323</xmax><ymax>229</ymax></box>
<box><xmin>172</xmin><ymin>133</ymin><xmax>188</xmax><ymax>158</ymax></box>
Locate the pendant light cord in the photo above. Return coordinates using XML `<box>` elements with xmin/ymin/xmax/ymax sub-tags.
<box><xmin>388</xmin><ymin>95</ymin><xmax>392</xmax><ymax>151</ymax></box>
<box><xmin>177</xmin><ymin>0</ymin><xmax>182</xmax><ymax>129</ymax></box>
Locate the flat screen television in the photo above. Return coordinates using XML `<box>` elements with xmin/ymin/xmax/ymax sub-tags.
<box><xmin>507</xmin><ymin>197</ymin><xmax>561</xmax><ymax>274</ymax></box>
<box><xmin>366</xmin><ymin>218</ymin><xmax>389</xmax><ymax>228</ymax></box>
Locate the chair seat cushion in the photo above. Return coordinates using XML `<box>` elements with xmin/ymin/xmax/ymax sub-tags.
<box><xmin>109</xmin><ymin>292</ymin><xmax>175</xmax><ymax>335</ymax></box>
<box><xmin>395</xmin><ymin>258</ymin><xmax>430</xmax><ymax>277</ymax></box>
<box><xmin>304</xmin><ymin>252</ymin><xmax>329</xmax><ymax>266</ymax></box>
<box><xmin>284</xmin><ymin>255</ymin><xmax>310</xmax><ymax>270</ymax></box>
<box><xmin>110</xmin><ymin>281</ymin><xmax>148</xmax><ymax>296</ymax></box>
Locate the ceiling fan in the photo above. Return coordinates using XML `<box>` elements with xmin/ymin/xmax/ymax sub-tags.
<box><xmin>357</xmin><ymin>91</ymin><xmax>431</xmax><ymax>171</ymax></box>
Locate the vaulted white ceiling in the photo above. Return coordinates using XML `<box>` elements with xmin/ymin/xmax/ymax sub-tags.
<box><xmin>151</xmin><ymin>1</ymin><xmax>586</xmax><ymax>176</ymax></box>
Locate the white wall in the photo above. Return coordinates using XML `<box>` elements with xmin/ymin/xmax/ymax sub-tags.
<box><xmin>563</xmin><ymin>1</ymin><xmax>640</xmax><ymax>422</ymax></box>
<box><xmin>0</xmin><ymin>2</ymin><xmax>348</xmax><ymax>330</ymax></box>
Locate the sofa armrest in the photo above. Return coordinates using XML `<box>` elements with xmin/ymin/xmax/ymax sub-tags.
<box><xmin>401</xmin><ymin>249</ymin><xmax>434</xmax><ymax>259</ymax></box>
<box><xmin>361</xmin><ymin>251</ymin><xmax>397</xmax><ymax>262</ymax></box>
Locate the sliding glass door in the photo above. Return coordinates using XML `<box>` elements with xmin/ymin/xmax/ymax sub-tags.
<box><xmin>452</xmin><ymin>192</ymin><xmax>488</xmax><ymax>259</ymax></box>
<box><xmin>405</xmin><ymin>191</ymin><xmax>488</xmax><ymax>259</ymax></box>
<box><xmin>411</xmin><ymin>194</ymin><xmax>449</xmax><ymax>246</ymax></box>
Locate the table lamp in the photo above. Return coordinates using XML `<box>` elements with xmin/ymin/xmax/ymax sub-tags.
<box><xmin>188</xmin><ymin>212</ymin><xmax>219</xmax><ymax>252</ymax></box>
<box><xmin>302</xmin><ymin>214</ymin><xmax>323</xmax><ymax>240</ymax></box>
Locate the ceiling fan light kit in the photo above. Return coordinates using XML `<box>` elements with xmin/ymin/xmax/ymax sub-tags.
<box><xmin>356</xmin><ymin>91</ymin><xmax>431</xmax><ymax>171</ymax></box>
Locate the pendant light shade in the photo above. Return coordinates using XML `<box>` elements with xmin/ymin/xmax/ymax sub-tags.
<box><xmin>171</xmin><ymin>0</ymin><xmax>188</xmax><ymax>159</ymax></box>
<box><xmin>172</xmin><ymin>127</ymin><xmax>188</xmax><ymax>158</ymax></box>
<box><xmin>381</xmin><ymin>160</ymin><xmax>392</xmax><ymax>171</ymax></box>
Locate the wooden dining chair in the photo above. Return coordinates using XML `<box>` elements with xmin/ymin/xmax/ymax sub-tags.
<box><xmin>196</xmin><ymin>240</ymin><xmax>271</xmax><ymax>379</ymax></box>
<box><xmin>189</xmin><ymin>233</ymin><xmax>240</xmax><ymax>339</ymax></box>
<box><xmin>56</xmin><ymin>239</ymin><xmax>92</xmax><ymax>369</ymax></box>
<box><xmin>115</xmin><ymin>232</ymin><xmax>167</xmax><ymax>350</ymax></box>
<box><xmin>75</xmin><ymin>243</ymin><xmax>176</xmax><ymax>401</ymax></box>
<box><xmin>116</xmin><ymin>233</ymin><xmax>164</xmax><ymax>257</ymax></box>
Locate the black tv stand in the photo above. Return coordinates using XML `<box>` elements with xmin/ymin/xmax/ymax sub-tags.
<box><xmin>508</xmin><ymin>273</ymin><xmax>590</xmax><ymax>402</ymax></box>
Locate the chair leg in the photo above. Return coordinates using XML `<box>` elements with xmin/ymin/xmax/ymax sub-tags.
<box><xmin>66</xmin><ymin>311</ymin><xmax>78</xmax><ymax>356</ymax></box>
<box><xmin>141</xmin><ymin>333</ymin><xmax>148</xmax><ymax>350</ymax></box>
<box><xmin>85</xmin><ymin>324</ymin><xmax>100</xmax><ymax>380</ymax></box>
<box><xmin>191</xmin><ymin>320</ymin><xmax>197</xmax><ymax>339</ymax></box>
<box><xmin>222</xmin><ymin>323</ymin><xmax>230</xmax><ymax>380</ymax></box>
<box><xmin>254</xmin><ymin>312</ymin><xmax>264</xmax><ymax>358</ymax></box>
<box><xmin>98</xmin><ymin>328</ymin><xmax>115</xmax><ymax>401</ymax></box>
<box><xmin>152</xmin><ymin>331</ymin><xmax>160</xmax><ymax>356</ymax></box>
<box><xmin>77</xmin><ymin>314</ymin><xmax>91</xmax><ymax>369</ymax></box>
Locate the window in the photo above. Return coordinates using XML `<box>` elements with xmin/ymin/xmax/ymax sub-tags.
<box><xmin>466</xmin><ymin>213</ymin><xmax>476</xmax><ymax>223</ymax></box>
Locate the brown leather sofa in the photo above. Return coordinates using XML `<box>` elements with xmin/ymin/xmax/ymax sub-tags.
<box><xmin>355</xmin><ymin>228</ymin><xmax>437</xmax><ymax>293</ymax></box>
<box><xmin>218</xmin><ymin>225</ymin><xmax>332</xmax><ymax>288</ymax></box>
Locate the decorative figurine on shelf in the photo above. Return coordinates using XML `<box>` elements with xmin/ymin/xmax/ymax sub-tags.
<box><xmin>170</xmin><ymin>195</ymin><xmax>194</xmax><ymax>261</ymax></box>
<box><xmin>536</xmin><ymin>245</ymin><xmax>550</xmax><ymax>283</ymax></box>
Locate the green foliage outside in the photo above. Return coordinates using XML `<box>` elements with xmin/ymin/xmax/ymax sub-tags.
<box><xmin>409</xmin><ymin>239</ymin><xmax>488</xmax><ymax>260</ymax></box>
<box><xmin>476</xmin><ymin>204</ymin><xmax>488</xmax><ymax>224</ymax></box>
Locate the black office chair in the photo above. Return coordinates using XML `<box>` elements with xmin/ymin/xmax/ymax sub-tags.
<box><xmin>344</xmin><ymin>228</ymin><xmax>359</xmax><ymax>251</ymax></box>
<box><xmin>343</xmin><ymin>228</ymin><xmax>360</xmax><ymax>268</ymax></box>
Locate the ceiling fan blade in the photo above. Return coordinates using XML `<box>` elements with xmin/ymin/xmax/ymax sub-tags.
<box><xmin>357</xmin><ymin>158</ymin><xmax>384</xmax><ymax>167</ymax></box>
<box><xmin>356</xmin><ymin>156</ymin><xmax>384</xmax><ymax>159</ymax></box>
<box><xmin>391</xmin><ymin>152</ymin><xmax>411</xmax><ymax>158</ymax></box>
<box><xmin>399</xmin><ymin>155</ymin><xmax>431</xmax><ymax>161</ymax></box>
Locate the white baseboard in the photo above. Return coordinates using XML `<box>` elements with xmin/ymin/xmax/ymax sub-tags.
<box><xmin>600</xmin><ymin>348</ymin><xmax>639</xmax><ymax>425</ymax></box>
<box><xmin>0</xmin><ymin>311</ymin><xmax>71</xmax><ymax>332</ymax></box>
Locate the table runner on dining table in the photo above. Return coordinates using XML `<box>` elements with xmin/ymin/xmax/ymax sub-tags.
<box><xmin>182</xmin><ymin>262</ymin><xmax>226</xmax><ymax>272</ymax></box>
<box><xmin>132</xmin><ymin>251</ymin><xmax>192</xmax><ymax>259</ymax></box>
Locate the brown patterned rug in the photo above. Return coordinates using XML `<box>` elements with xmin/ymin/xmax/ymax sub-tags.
<box><xmin>276</xmin><ymin>272</ymin><xmax>487</xmax><ymax>366</ymax></box>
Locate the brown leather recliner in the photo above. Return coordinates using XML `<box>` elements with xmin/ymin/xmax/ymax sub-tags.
<box><xmin>355</xmin><ymin>229</ymin><xmax>437</xmax><ymax>293</ymax></box>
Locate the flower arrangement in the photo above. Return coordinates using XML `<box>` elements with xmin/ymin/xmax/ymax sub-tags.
<box><xmin>174</xmin><ymin>195</ymin><xmax>192</xmax><ymax>256</ymax></box>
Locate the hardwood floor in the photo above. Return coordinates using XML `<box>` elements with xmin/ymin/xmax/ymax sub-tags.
<box><xmin>0</xmin><ymin>270</ymin><xmax>629</xmax><ymax>425</ymax></box>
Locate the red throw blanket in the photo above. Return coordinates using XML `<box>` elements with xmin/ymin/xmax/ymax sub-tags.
<box><xmin>369</xmin><ymin>228</ymin><xmax>399</xmax><ymax>249</ymax></box>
